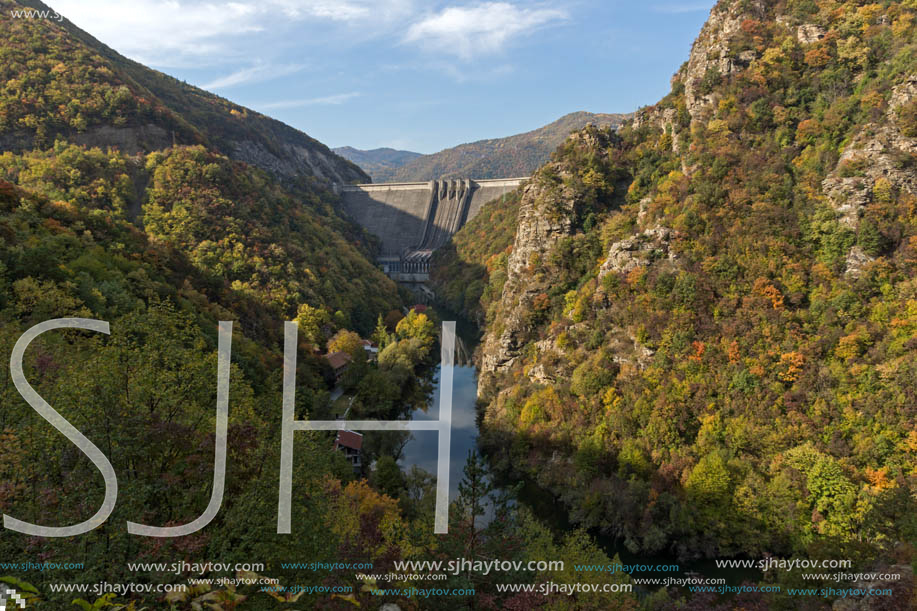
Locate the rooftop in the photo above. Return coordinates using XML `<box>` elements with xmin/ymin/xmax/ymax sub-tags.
<box><xmin>335</xmin><ymin>430</ymin><xmax>363</xmax><ymax>451</ymax></box>
<box><xmin>324</xmin><ymin>351</ymin><xmax>352</xmax><ymax>370</ymax></box>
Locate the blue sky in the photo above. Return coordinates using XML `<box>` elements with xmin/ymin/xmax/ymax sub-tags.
<box><xmin>51</xmin><ymin>1</ymin><xmax>715</xmax><ymax>153</ymax></box>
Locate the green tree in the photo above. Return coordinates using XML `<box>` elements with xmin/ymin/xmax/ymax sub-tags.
<box><xmin>371</xmin><ymin>313</ymin><xmax>391</xmax><ymax>349</ymax></box>
<box><xmin>395</xmin><ymin>309</ymin><xmax>435</xmax><ymax>350</ymax></box>
<box><xmin>686</xmin><ymin>452</ymin><xmax>732</xmax><ymax>505</ymax></box>
<box><xmin>372</xmin><ymin>455</ymin><xmax>406</xmax><ymax>499</ymax></box>
<box><xmin>455</xmin><ymin>451</ymin><xmax>494</xmax><ymax>560</ymax></box>
<box><xmin>326</xmin><ymin>329</ymin><xmax>363</xmax><ymax>357</ymax></box>
<box><xmin>296</xmin><ymin>304</ymin><xmax>331</xmax><ymax>346</ymax></box>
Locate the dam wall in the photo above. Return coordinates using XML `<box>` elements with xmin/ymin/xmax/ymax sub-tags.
<box><xmin>466</xmin><ymin>178</ymin><xmax>525</xmax><ymax>220</ymax></box>
<box><xmin>338</xmin><ymin>177</ymin><xmax>526</xmax><ymax>260</ymax></box>
<box><xmin>338</xmin><ymin>181</ymin><xmax>433</xmax><ymax>256</ymax></box>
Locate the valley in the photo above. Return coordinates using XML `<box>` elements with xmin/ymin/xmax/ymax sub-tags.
<box><xmin>1</xmin><ymin>0</ymin><xmax>916</xmax><ymax>608</ymax></box>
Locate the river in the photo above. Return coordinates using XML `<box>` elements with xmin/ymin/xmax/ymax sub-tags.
<box><xmin>399</xmin><ymin>362</ymin><xmax>480</xmax><ymax>506</ymax></box>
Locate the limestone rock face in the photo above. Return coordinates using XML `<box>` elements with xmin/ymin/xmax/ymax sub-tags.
<box><xmin>479</xmin><ymin>175</ymin><xmax>577</xmax><ymax>376</ymax></box>
<box><xmin>599</xmin><ymin>226</ymin><xmax>676</xmax><ymax>276</ymax></box>
<box><xmin>631</xmin><ymin>106</ymin><xmax>683</xmax><ymax>158</ymax></box>
<box><xmin>823</xmin><ymin>173</ymin><xmax>873</xmax><ymax>229</ymax></box>
<box><xmin>823</xmin><ymin>76</ymin><xmax>917</xmax><ymax>229</ymax></box>
<box><xmin>479</xmin><ymin>130</ymin><xmax>607</xmax><ymax>378</ymax></box>
<box><xmin>681</xmin><ymin>0</ymin><xmax>766</xmax><ymax>121</ymax></box>
<box><xmin>478</xmin><ymin>124</ymin><xmax>676</xmax><ymax>383</ymax></box>
<box><xmin>844</xmin><ymin>245</ymin><xmax>874</xmax><ymax>278</ymax></box>
<box><xmin>797</xmin><ymin>23</ymin><xmax>827</xmax><ymax>44</ymax></box>
<box><xmin>527</xmin><ymin>337</ymin><xmax>570</xmax><ymax>385</ymax></box>
<box><xmin>524</xmin><ymin>325</ymin><xmax>652</xmax><ymax>387</ymax></box>
<box><xmin>631</xmin><ymin>107</ymin><xmax>677</xmax><ymax>133</ymax></box>
<box><xmin>632</xmin><ymin>2</ymin><xmax>777</xmax><ymax>164</ymax></box>
<box><xmin>231</xmin><ymin>139</ymin><xmax>366</xmax><ymax>184</ymax></box>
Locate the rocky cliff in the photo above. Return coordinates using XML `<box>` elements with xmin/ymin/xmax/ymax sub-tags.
<box><xmin>479</xmin><ymin>126</ymin><xmax>624</xmax><ymax>377</ymax></box>
<box><xmin>470</xmin><ymin>0</ymin><xmax>917</xmax><ymax>575</ymax></box>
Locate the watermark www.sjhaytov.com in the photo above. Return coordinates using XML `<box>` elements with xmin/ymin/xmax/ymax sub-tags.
<box><xmin>8</xmin><ymin>9</ymin><xmax>63</xmax><ymax>21</ymax></box>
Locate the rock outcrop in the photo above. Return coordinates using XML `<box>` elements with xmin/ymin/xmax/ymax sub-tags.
<box><xmin>599</xmin><ymin>226</ymin><xmax>676</xmax><ymax>277</ymax></box>
<box><xmin>231</xmin><ymin>139</ymin><xmax>366</xmax><ymax>184</ymax></box>
<box><xmin>797</xmin><ymin>23</ymin><xmax>827</xmax><ymax>44</ymax></box>
<box><xmin>824</xmin><ymin>78</ymin><xmax>917</xmax><ymax>229</ymax></box>
<box><xmin>479</xmin><ymin>175</ymin><xmax>577</xmax><ymax>376</ymax></box>
<box><xmin>479</xmin><ymin>130</ymin><xmax>609</xmax><ymax>377</ymax></box>
<box><xmin>844</xmin><ymin>245</ymin><xmax>875</xmax><ymax>278</ymax></box>
<box><xmin>681</xmin><ymin>0</ymin><xmax>766</xmax><ymax>121</ymax></box>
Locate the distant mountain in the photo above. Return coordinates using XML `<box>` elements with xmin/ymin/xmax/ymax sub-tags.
<box><xmin>375</xmin><ymin>111</ymin><xmax>630</xmax><ymax>182</ymax></box>
<box><xmin>333</xmin><ymin>146</ymin><xmax>422</xmax><ymax>182</ymax></box>
<box><xmin>3</xmin><ymin>0</ymin><xmax>368</xmax><ymax>184</ymax></box>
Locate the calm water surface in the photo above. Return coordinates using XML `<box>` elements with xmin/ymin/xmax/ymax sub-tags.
<box><xmin>399</xmin><ymin>363</ymin><xmax>479</xmax><ymax>505</ymax></box>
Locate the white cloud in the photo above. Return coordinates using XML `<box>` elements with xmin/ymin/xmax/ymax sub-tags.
<box><xmin>404</xmin><ymin>2</ymin><xmax>567</xmax><ymax>60</ymax></box>
<box><xmin>267</xmin><ymin>0</ymin><xmax>417</xmax><ymax>21</ymax></box>
<box><xmin>48</xmin><ymin>0</ymin><xmax>415</xmax><ymax>66</ymax></box>
<box><xmin>49</xmin><ymin>0</ymin><xmax>263</xmax><ymax>66</ymax></box>
<box><xmin>269</xmin><ymin>0</ymin><xmax>371</xmax><ymax>20</ymax></box>
<box><xmin>258</xmin><ymin>92</ymin><xmax>361</xmax><ymax>109</ymax></box>
<box><xmin>202</xmin><ymin>63</ymin><xmax>306</xmax><ymax>89</ymax></box>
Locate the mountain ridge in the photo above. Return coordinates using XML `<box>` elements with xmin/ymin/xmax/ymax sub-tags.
<box><xmin>351</xmin><ymin>111</ymin><xmax>630</xmax><ymax>182</ymax></box>
<box><xmin>332</xmin><ymin>146</ymin><xmax>422</xmax><ymax>181</ymax></box>
<box><xmin>4</xmin><ymin>0</ymin><xmax>368</xmax><ymax>184</ymax></box>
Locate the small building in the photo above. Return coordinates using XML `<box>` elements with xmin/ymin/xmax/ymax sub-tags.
<box><xmin>360</xmin><ymin>339</ymin><xmax>379</xmax><ymax>361</ymax></box>
<box><xmin>334</xmin><ymin>430</ymin><xmax>363</xmax><ymax>472</ymax></box>
<box><xmin>324</xmin><ymin>351</ymin><xmax>352</xmax><ymax>382</ymax></box>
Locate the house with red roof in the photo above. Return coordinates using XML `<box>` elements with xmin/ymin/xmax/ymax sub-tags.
<box><xmin>334</xmin><ymin>430</ymin><xmax>363</xmax><ymax>472</ymax></box>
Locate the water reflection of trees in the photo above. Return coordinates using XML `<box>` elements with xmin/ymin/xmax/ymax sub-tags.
<box><xmin>352</xmin><ymin>346</ymin><xmax>436</xmax><ymax>466</ymax></box>
<box><xmin>341</xmin><ymin>313</ymin><xmax>477</xmax><ymax>481</ymax></box>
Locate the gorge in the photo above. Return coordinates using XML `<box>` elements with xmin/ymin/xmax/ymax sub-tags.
<box><xmin>3</xmin><ymin>0</ymin><xmax>917</xmax><ymax>607</ymax></box>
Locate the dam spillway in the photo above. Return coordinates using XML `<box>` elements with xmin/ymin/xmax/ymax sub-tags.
<box><xmin>337</xmin><ymin>177</ymin><xmax>526</xmax><ymax>281</ymax></box>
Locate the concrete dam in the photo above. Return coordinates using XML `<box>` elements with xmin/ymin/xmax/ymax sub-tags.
<box><xmin>337</xmin><ymin>178</ymin><xmax>526</xmax><ymax>282</ymax></box>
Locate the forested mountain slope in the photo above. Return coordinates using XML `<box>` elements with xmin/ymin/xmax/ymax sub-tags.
<box><xmin>0</xmin><ymin>0</ymin><xmax>398</xmax><ymax>331</ymax></box>
<box><xmin>0</xmin><ymin>2</ymin><xmax>419</xmax><ymax>604</ymax></box>
<box><xmin>2</xmin><ymin>0</ymin><xmax>368</xmax><ymax>184</ymax></box>
<box><xmin>0</xmin><ymin>2</ymin><xmax>642</xmax><ymax>608</ymax></box>
<box><xmin>450</xmin><ymin>0</ymin><xmax>917</xmax><ymax>568</ymax></box>
<box><xmin>333</xmin><ymin>146</ymin><xmax>422</xmax><ymax>180</ymax></box>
